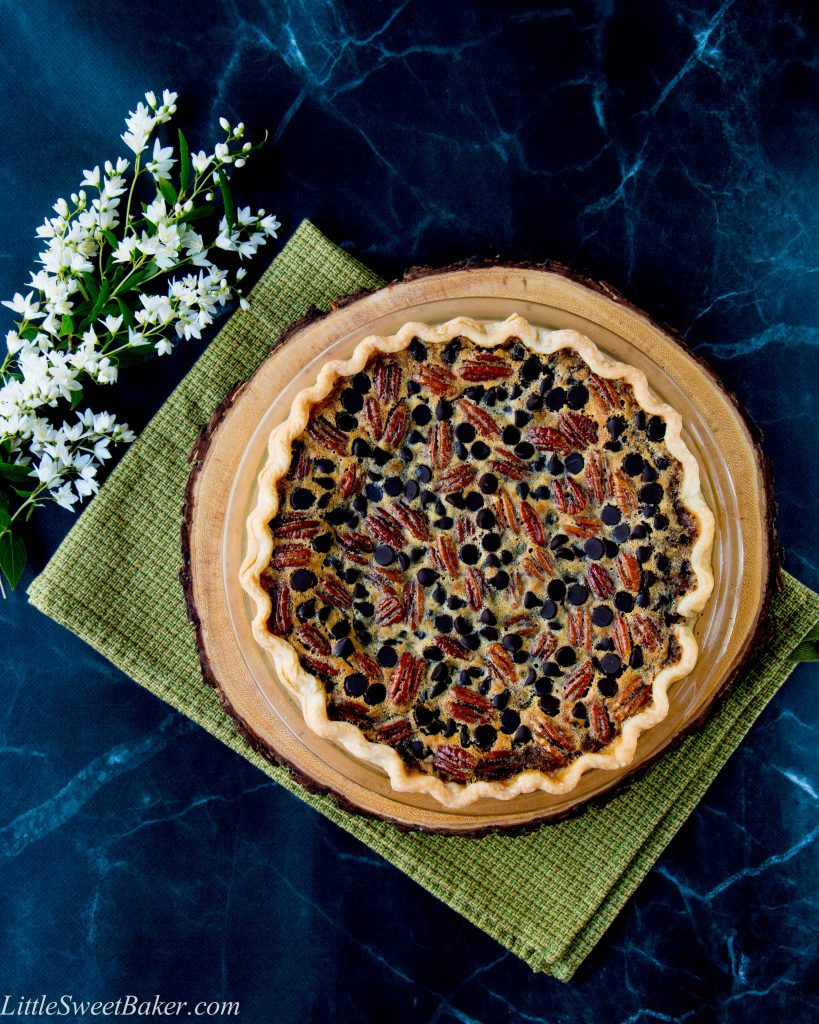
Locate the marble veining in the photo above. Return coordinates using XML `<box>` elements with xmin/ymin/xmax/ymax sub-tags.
<box><xmin>1</xmin><ymin>0</ymin><xmax>818</xmax><ymax>1020</ymax></box>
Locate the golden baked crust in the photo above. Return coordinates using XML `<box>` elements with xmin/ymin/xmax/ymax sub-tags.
<box><xmin>240</xmin><ymin>315</ymin><xmax>714</xmax><ymax>808</ymax></box>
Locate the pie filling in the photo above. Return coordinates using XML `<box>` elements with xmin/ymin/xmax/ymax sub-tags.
<box><xmin>260</xmin><ymin>334</ymin><xmax>700</xmax><ymax>785</ymax></box>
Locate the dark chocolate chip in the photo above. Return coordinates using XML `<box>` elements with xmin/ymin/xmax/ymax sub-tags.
<box><xmin>352</xmin><ymin>372</ymin><xmax>371</xmax><ymax>394</ymax></box>
<box><xmin>514</xmin><ymin>441</ymin><xmax>535</xmax><ymax>459</ymax></box>
<box><xmin>333</xmin><ymin>637</ymin><xmax>354</xmax><ymax>658</ymax></box>
<box><xmin>418</xmin><ymin>568</ymin><xmax>439</xmax><ymax>586</ymax></box>
<box><xmin>384</xmin><ymin>476</ymin><xmax>402</xmax><ymax>496</ymax></box>
<box><xmin>412</xmin><ymin>404</ymin><xmax>432</xmax><ymax>426</ymax></box>
<box><xmin>297</xmin><ymin>599</ymin><xmax>316</xmax><ymax>622</ymax></box>
<box><xmin>364</xmin><ymin>683</ymin><xmax>386</xmax><ymax>705</ymax></box>
<box><xmin>612</xmin><ymin>523</ymin><xmax>630</xmax><ymax>543</ymax></box>
<box><xmin>489</xmin><ymin>570</ymin><xmax>510</xmax><ymax>589</ymax></box>
<box><xmin>374</xmin><ymin>544</ymin><xmax>395</xmax><ymax>566</ymax></box>
<box><xmin>567</xmin><ymin>384</ymin><xmax>589</xmax><ymax>409</ymax></box>
<box><xmin>545</xmin><ymin>387</ymin><xmax>566</xmax><ymax>411</ymax></box>
<box><xmin>568</xmin><ymin>584</ymin><xmax>589</xmax><ymax>605</ymax></box>
<box><xmin>524</xmin><ymin>591</ymin><xmax>541</xmax><ymax>610</ymax></box>
<box><xmin>312</xmin><ymin>533</ymin><xmax>333</xmax><ymax>553</ymax></box>
<box><xmin>647</xmin><ymin>416</ymin><xmax>666</xmax><ymax>441</ymax></box>
<box><xmin>539</xmin><ymin>694</ymin><xmax>561</xmax><ymax>716</ymax></box>
<box><xmin>434</xmin><ymin>614</ymin><xmax>453</xmax><ymax>633</ymax></box>
<box><xmin>341</xmin><ymin>389</ymin><xmax>364</xmax><ymax>413</ymax></box>
<box><xmin>547</xmin><ymin>579</ymin><xmax>567</xmax><ymax>601</ymax></box>
<box><xmin>465</xmin><ymin>491</ymin><xmax>485</xmax><ymax>511</ymax></box>
<box><xmin>335</xmin><ymin>412</ymin><xmax>357</xmax><ymax>432</ymax></box>
<box><xmin>584</xmin><ymin>538</ymin><xmax>604</xmax><ymax>560</ymax></box>
<box><xmin>606</xmin><ymin>416</ymin><xmax>626</xmax><ymax>438</ymax></box>
<box><xmin>614</xmin><ymin>591</ymin><xmax>634</xmax><ymax>612</ymax></box>
<box><xmin>290</xmin><ymin>487</ymin><xmax>315</xmax><ymax>510</ymax></box>
<box><xmin>655</xmin><ymin>552</ymin><xmax>671</xmax><ymax>573</ymax></box>
<box><xmin>500</xmin><ymin>709</ymin><xmax>521</xmax><ymax>733</ymax></box>
<box><xmin>521</xmin><ymin>356</ymin><xmax>542</xmax><ymax>381</ymax></box>
<box><xmin>404</xmin><ymin>480</ymin><xmax>420</xmax><ymax>500</ymax></box>
<box><xmin>540</xmin><ymin>599</ymin><xmax>558</xmax><ymax>619</ymax></box>
<box><xmin>592</xmin><ymin>605</ymin><xmax>613</xmax><ymax>627</ymax></box>
<box><xmin>460</xmin><ymin>543</ymin><xmax>480</xmax><ymax>565</ymax></box>
<box><xmin>471</xmin><ymin>440</ymin><xmax>491</xmax><ymax>460</ymax></box>
<box><xmin>455</xmin><ymin>422</ymin><xmax>476</xmax><ymax>444</ymax></box>
<box><xmin>475</xmin><ymin>725</ymin><xmax>497</xmax><ymax>750</ymax></box>
<box><xmin>479</xmin><ymin>473</ymin><xmax>498</xmax><ymax>494</ymax></box>
<box><xmin>556</xmin><ymin>646</ymin><xmax>577</xmax><ymax>667</ymax></box>
<box><xmin>442</xmin><ymin>339</ymin><xmax>461</xmax><ymax>364</ymax></box>
<box><xmin>623</xmin><ymin>453</ymin><xmax>643</xmax><ymax>476</ymax></box>
<box><xmin>344</xmin><ymin>673</ymin><xmax>368</xmax><ymax>697</ymax></box>
<box><xmin>565</xmin><ymin>452</ymin><xmax>585</xmax><ymax>474</ymax></box>
<box><xmin>546</xmin><ymin>454</ymin><xmax>564</xmax><ymax>475</ymax></box>
<box><xmin>291</xmin><ymin>569</ymin><xmax>316</xmax><ymax>592</ymax></box>
<box><xmin>502</xmin><ymin>425</ymin><xmax>521</xmax><ymax>446</ymax></box>
<box><xmin>351</xmin><ymin>438</ymin><xmax>371</xmax><ymax>459</ymax></box>
<box><xmin>513</xmin><ymin>725</ymin><xmax>532</xmax><ymax>745</ymax></box>
<box><xmin>409</xmin><ymin>338</ymin><xmax>427</xmax><ymax>361</ymax></box>
<box><xmin>435</xmin><ymin>399</ymin><xmax>453</xmax><ymax>421</ymax></box>
<box><xmin>481</xmin><ymin>533</ymin><xmax>501</xmax><ymax>552</ymax></box>
<box><xmin>639</xmin><ymin>482</ymin><xmax>663</xmax><ymax>505</ymax></box>
<box><xmin>630</xmin><ymin>647</ymin><xmax>644</xmax><ymax>669</ymax></box>
<box><xmin>601</xmin><ymin>653</ymin><xmax>621</xmax><ymax>675</ymax></box>
<box><xmin>654</xmin><ymin>513</ymin><xmax>669</xmax><ymax>530</ymax></box>
<box><xmin>416</xmin><ymin>465</ymin><xmax>433</xmax><ymax>483</ymax></box>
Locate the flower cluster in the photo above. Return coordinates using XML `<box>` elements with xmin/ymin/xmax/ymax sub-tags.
<box><xmin>0</xmin><ymin>90</ymin><xmax>280</xmax><ymax>591</ymax></box>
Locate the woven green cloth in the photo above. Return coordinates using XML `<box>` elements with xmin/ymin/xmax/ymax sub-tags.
<box><xmin>28</xmin><ymin>220</ymin><xmax>819</xmax><ymax>980</ymax></box>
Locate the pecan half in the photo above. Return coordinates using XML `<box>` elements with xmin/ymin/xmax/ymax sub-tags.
<box><xmin>459</xmin><ymin>353</ymin><xmax>513</xmax><ymax>381</ymax></box>
<box><xmin>564</xmin><ymin>515</ymin><xmax>603</xmax><ymax>538</ymax></box>
<box><xmin>585</xmin><ymin>451</ymin><xmax>608</xmax><ymax>505</ymax></box>
<box><xmin>337</xmin><ymin>531</ymin><xmax>375</xmax><ymax>565</ymax></box>
<box><xmin>316</xmin><ymin>576</ymin><xmax>352</xmax><ymax>610</ymax></box>
<box><xmin>454</xmin><ymin>514</ymin><xmax>476</xmax><ymax>542</ymax></box>
<box><xmin>522</xmin><ymin>547</ymin><xmax>555</xmax><ymax>579</ymax></box>
<box><xmin>567</xmin><ymin>608</ymin><xmax>592</xmax><ymax>652</ymax></box>
<box><xmin>562</xmin><ymin>660</ymin><xmax>594</xmax><ymax>701</ymax></box>
<box><xmin>610</xmin><ymin>672</ymin><xmax>652</xmax><ymax>722</ymax></box>
<box><xmin>294</xmin><ymin>444</ymin><xmax>312</xmax><ymax>479</ymax></box>
<box><xmin>302</xmin><ymin>655</ymin><xmax>335</xmax><ymax>682</ymax></box>
<box><xmin>464</xmin><ymin>567</ymin><xmax>486</xmax><ymax>611</ymax></box>
<box><xmin>450</xmin><ymin>685</ymin><xmax>494</xmax><ymax>724</ymax></box>
<box><xmin>296</xmin><ymin>622</ymin><xmax>331</xmax><ymax>656</ymax></box>
<box><xmin>270</xmin><ymin>544</ymin><xmax>313</xmax><ymax>569</ymax></box>
<box><xmin>373</xmin><ymin>358</ymin><xmax>401</xmax><ymax>402</ymax></box>
<box><xmin>459</xmin><ymin>398</ymin><xmax>501</xmax><ymax>437</ymax></box>
<box><xmin>375</xmin><ymin>718</ymin><xmax>413</xmax><ymax>746</ymax></box>
<box><xmin>437</xmin><ymin>535</ymin><xmax>460</xmax><ymax>575</ymax></box>
<box><xmin>615</xmin><ymin>551</ymin><xmax>641</xmax><ymax>591</ymax></box>
<box><xmin>362</xmin><ymin>396</ymin><xmax>384</xmax><ymax>440</ymax></box>
<box><xmin>364</xmin><ymin>508</ymin><xmax>405</xmax><ymax>547</ymax></box>
<box><xmin>585</xmin><ymin>562</ymin><xmax>615</xmax><ymax>599</ymax></box>
<box><xmin>381</xmin><ymin>402</ymin><xmax>409</xmax><ymax>449</ymax></box>
<box><xmin>492</xmin><ymin>489</ymin><xmax>520</xmax><ymax>532</ymax></box>
<box><xmin>588</xmin><ymin>373</ymin><xmax>621</xmax><ymax>414</ymax></box>
<box><xmin>391</xmin><ymin>500</ymin><xmax>431</xmax><ymax>541</ymax></box>
<box><xmin>339</xmin><ymin>463</ymin><xmax>363</xmax><ymax>498</ymax></box>
<box><xmin>429</xmin><ymin>420</ymin><xmax>454</xmax><ymax>469</ymax></box>
<box><xmin>307</xmin><ymin>416</ymin><xmax>347</xmax><ymax>456</ymax></box>
<box><xmin>476</xmin><ymin>750</ymin><xmax>520</xmax><ymax>780</ymax></box>
<box><xmin>376</xmin><ymin>593</ymin><xmax>405</xmax><ymax>626</ymax></box>
<box><xmin>508</xmin><ymin>570</ymin><xmax>525</xmax><ymax>608</ymax></box>
<box><xmin>269</xmin><ymin>582</ymin><xmax>292</xmax><ymax>635</ymax></box>
<box><xmin>332</xmin><ymin>700</ymin><xmax>370</xmax><ymax>726</ymax></box>
<box><xmin>352</xmin><ymin>651</ymin><xmax>381</xmax><ymax>679</ymax></box>
<box><xmin>588</xmin><ymin>702</ymin><xmax>613</xmax><ymax>744</ymax></box>
<box><xmin>404</xmin><ymin>578</ymin><xmax>424</xmax><ymax>631</ymax></box>
<box><xmin>552</xmin><ymin>477</ymin><xmax>587</xmax><ymax>515</ymax></box>
<box><xmin>610</xmin><ymin>470</ymin><xmax>637</xmax><ymax>515</ymax></box>
<box><xmin>526</xmin><ymin>426</ymin><xmax>571</xmax><ymax>454</ymax></box>
<box><xmin>520</xmin><ymin>500</ymin><xmax>547</xmax><ymax>546</ymax></box>
<box><xmin>611</xmin><ymin>612</ymin><xmax>632</xmax><ymax>658</ymax></box>
<box><xmin>434</xmin><ymin>744</ymin><xmax>477</xmax><ymax>782</ymax></box>
<box><xmin>272</xmin><ymin>515</ymin><xmax>322</xmax><ymax>539</ymax></box>
<box><xmin>484</xmin><ymin>642</ymin><xmax>517</xmax><ymax>684</ymax></box>
<box><xmin>532</xmin><ymin>631</ymin><xmax>558</xmax><ymax>659</ymax></box>
<box><xmin>388</xmin><ymin>653</ymin><xmax>425</xmax><ymax>706</ymax></box>
<box><xmin>632</xmin><ymin>612</ymin><xmax>662</xmax><ymax>651</ymax></box>
<box><xmin>488</xmin><ymin>449</ymin><xmax>530</xmax><ymax>481</ymax></box>
<box><xmin>557</xmin><ymin>411</ymin><xmax>598</xmax><ymax>449</ymax></box>
<box><xmin>436</xmin><ymin>464</ymin><xmax>476</xmax><ymax>494</ymax></box>
<box><xmin>413</xmin><ymin>363</ymin><xmax>458</xmax><ymax>397</ymax></box>
<box><xmin>532</xmin><ymin>714</ymin><xmax>576</xmax><ymax>753</ymax></box>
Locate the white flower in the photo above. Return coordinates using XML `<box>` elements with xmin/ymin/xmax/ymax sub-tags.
<box><xmin>219</xmin><ymin>116</ymin><xmax>231</xmax><ymax>132</ymax></box>
<box><xmin>191</xmin><ymin>150</ymin><xmax>210</xmax><ymax>174</ymax></box>
<box><xmin>35</xmin><ymin>453</ymin><xmax>62</xmax><ymax>485</ymax></box>
<box><xmin>52</xmin><ymin>482</ymin><xmax>78</xmax><ymax>509</ymax></box>
<box><xmin>6</xmin><ymin>331</ymin><xmax>22</xmax><ymax>354</ymax></box>
<box><xmin>146</xmin><ymin>138</ymin><xmax>176</xmax><ymax>181</ymax></box>
<box><xmin>112</xmin><ymin>235</ymin><xmax>139</xmax><ymax>264</ymax></box>
<box><xmin>144</xmin><ymin>194</ymin><xmax>167</xmax><ymax>225</ymax></box>
<box><xmin>235</xmin><ymin>267</ymin><xmax>247</xmax><ymax>281</ymax></box>
<box><xmin>121</xmin><ymin>101</ymin><xmax>156</xmax><ymax>155</ymax></box>
<box><xmin>102</xmin><ymin>314</ymin><xmax>123</xmax><ymax>335</ymax></box>
<box><xmin>81</xmin><ymin>166</ymin><xmax>101</xmax><ymax>188</ymax></box>
<box><xmin>261</xmin><ymin>214</ymin><xmax>281</xmax><ymax>236</ymax></box>
<box><xmin>155</xmin><ymin>338</ymin><xmax>173</xmax><ymax>356</ymax></box>
<box><xmin>145</xmin><ymin>90</ymin><xmax>157</xmax><ymax>109</ymax></box>
<box><xmin>214</xmin><ymin>142</ymin><xmax>232</xmax><ymax>163</ymax></box>
<box><xmin>2</xmin><ymin>291</ymin><xmax>45</xmax><ymax>321</ymax></box>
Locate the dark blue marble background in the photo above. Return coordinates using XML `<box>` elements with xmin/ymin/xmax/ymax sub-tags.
<box><xmin>1</xmin><ymin>2</ymin><xmax>818</xmax><ymax>1021</ymax></box>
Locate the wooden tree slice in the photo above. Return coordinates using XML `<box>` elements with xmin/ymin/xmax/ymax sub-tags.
<box><xmin>181</xmin><ymin>261</ymin><xmax>777</xmax><ymax>836</ymax></box>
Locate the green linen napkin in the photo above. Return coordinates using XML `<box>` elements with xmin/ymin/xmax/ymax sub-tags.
<box><xmin>28</xmin><ymin>220</ymin><xmax>819</xmax><ymax>980</ymax></box>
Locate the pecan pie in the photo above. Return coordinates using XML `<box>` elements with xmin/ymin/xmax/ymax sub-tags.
<box><xmin>240</xmin><ymin>315</ymin><xmax>714</xmax><ymax>807</ymax></box>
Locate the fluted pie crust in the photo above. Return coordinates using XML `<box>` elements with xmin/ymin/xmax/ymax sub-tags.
<box><xmin>240</xmin><ymin>315</ymin><xmax>715</xmax><ymax>808</ymax></box>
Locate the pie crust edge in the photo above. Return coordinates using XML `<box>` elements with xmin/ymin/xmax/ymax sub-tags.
<box><xmin>239</xmin><ymin>314</ymin><xmax>716</xmax><ymax>809</ymax></box>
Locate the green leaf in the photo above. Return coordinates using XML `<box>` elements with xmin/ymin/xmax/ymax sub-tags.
<box><xmin>178</xmin><ymin>129</ymin><xmax>191</xmax><ymax>194</ymax></box>
<box><xmin>59</xmin><ymin>314</ymin><xmax>75</xmax><ymax>338</ymax></box>
<box><xmin>182</xmin><ymin>204</ymin><xmax>216</xmax><ymax>223</ymax></box>
<box><xmin>70</xmin><ymin>384</ymin><xmax>85</xmax><ymax>410</ymax></box>
<box><xmin>0</xmin><ymin>489</ymin><xmax>8</xmax><ymax>514</ymax></box>
<box><xmin>82</xmin><ymin>273</ymin><xmax>100</xmax><ymax>302</ymax></box>
<box><xmin>0</xmin><ymin>461</ymin><xmax>35</xmax><ymax>485</ymax></box>
<box><xmin>218</xmin><ymin>168</ymin><xmax>236</xmax><ymax>231</ymax></box>
<box><xmin>101</xmin><ymin>229</ymin><xmax>120</xmax><ymax>250</ymax></box>
<box><xmin>0</xmin><ymin>528</ymin><xmax>26</xmax><ymax>591</ymax></box>
<box><xmin>0</xmin><ymin>508</ymin><xmax>9</xmax><ymax>531</ymax></box>
<box><xmin>158</xmin><ymin>177</ymin><xmax>177</xmax><ymax>206</ymax></box>
<box><xmin>116</xmin><ymin>297</ymin><xmax>136</xmax><ymax>328</ymax></box>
